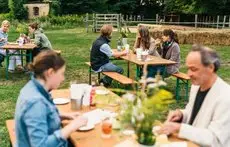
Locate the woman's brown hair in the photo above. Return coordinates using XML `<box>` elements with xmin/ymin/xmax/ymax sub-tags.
<box><xmin>163</xmin><ymin>29</ymin><xmax>179</xmax><ymax>44</ymax></box>
<box><xmin>28</xmin><ymin>50</ymin><xmax>65</xmax><ymax>80</ymax></box>
<box><xmin>29</xmin><ymin>22</ymin><xmax>39</xmax><ymax>30</ymax></box>
<box><xmin>138</xmin><ymin>26</ymin><xmax>151</xmax><ymax>49</ymax></box>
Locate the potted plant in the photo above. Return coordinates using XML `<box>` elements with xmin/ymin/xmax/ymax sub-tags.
<box><xmin>120</xmin><ymin>73</ymin><xmax>174</xmax><ymax>146</ymax></box>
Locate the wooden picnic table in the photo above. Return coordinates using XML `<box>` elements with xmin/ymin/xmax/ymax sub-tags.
<box><xmin>5</xmin><ymin>88</ymin><xmax>199</xmax><ymax>147</ymax></box>
<box><xmin>2</xmin><ymin>43</ymin><xmax>37</xmax><ymax>79</ymax></box>
<box><xmin>112</xmin><ymin>49</ymin><xmax>176</xmax><ymax>80</ymax></box>
<box><xmin>51</xmin><ymin>88</ymin><xmax>199</xmax><ymax>147</ymax></box>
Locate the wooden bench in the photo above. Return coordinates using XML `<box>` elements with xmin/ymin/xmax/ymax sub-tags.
<box><xmin>172</xmin><ymin>72</ymin><xmax>190</xmax><ymax>101</ymax></box>
<box><xmin>85</xmin><ymin>62</ymin><xmax>136</xmax><ymax>86</ymax></box>
<box><xmin>6</xmin><ymin>119</ymin><xmax>16</xmax><ymax>147</ymax></box>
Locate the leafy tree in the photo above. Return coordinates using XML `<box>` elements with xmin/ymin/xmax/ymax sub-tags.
<box><xmin>8</xmin><ymin>0</ymin><xmax>28</xmax><ymax>19</ymax></box>
<box><xmin>60</xmin><ymin>0</ymin><xmax>108</xmax><ymax>14</ymax></box>
<box><xmin>0</xmin><ymin>0</ymin><xmax>9</xmax><ymax>13</ymax></box>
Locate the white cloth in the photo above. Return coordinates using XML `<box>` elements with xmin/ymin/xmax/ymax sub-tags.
<box><xmin>179</xmin><ymin>77</ymin><xmax>230</xmax><ymax>147</ymax></box>
<box><xmin>8</xmin><ymin>50</ymin><xmax>22</xmax><ymax>70</ymax></box>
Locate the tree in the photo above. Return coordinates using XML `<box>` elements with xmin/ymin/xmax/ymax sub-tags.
<box><xmin>60</xmin><ymin>0</ymin><xmax>108</xmax><ymax>14</ymax></box>
<box><xmin>8</xmin><ymin>0</ymin><xmax>28</xmax><ymax>19</ymax></box>
<box><xmin>0</xmin><ymin>0</ymin><xmax>9</xmax><ymax>13</ymax></box>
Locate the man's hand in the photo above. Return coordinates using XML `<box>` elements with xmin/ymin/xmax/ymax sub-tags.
<box><xmin>166</xmin><ymin>109</ymin><xmax>183</xmax><ymax>122</ymax></box>
<box><xmin>159</xmin><ymin>122</ymin><xmax>181</xmax><ymax>135</ymax></box>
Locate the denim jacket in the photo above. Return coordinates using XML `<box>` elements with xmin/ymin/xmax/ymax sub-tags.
<box><xmin>14</xmin><ymin>77</ymin><xmax>67</xmax><ymax>147</ymax></box>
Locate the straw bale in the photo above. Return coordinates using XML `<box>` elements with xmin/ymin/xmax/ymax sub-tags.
<box><xmin>138</xmin><ymin>24</ymin><xmax>230</xmax><ymax>45</ymax></box>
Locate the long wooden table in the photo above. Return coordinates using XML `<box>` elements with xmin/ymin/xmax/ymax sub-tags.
<box><xmin>51</xmin><ymin>89</ymin><xmax>199</xmax><ymax>147</ymax></box>
<box><xmin>2</xmin><ymin>43</ymin><xmax>37</xmax><ymax>79</ymax></box>
<box><xmin>113</xmin><ymin>49</ymin><xmax>176</xmax><ymax>80</ymax></box>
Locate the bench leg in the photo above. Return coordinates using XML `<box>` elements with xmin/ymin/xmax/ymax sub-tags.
<box><xmin>185</xmin><ymin>80</ymin><xmax>189</xmax><ymax>100</ymax></box>
<box><xmin>175</xmin><ymin>78</ymin><xmax>180</xmax><ymax>101</ymax></box>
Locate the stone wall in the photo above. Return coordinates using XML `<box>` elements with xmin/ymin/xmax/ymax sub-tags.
<box><xmin>24</xmin><ymin>3</ymin><xmax>49</xmax><ymax>19</ymax></box>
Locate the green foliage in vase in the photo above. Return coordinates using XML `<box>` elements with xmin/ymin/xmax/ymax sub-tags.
<box><xmin>120</xmin><ymin>78</ymin><xmax>174</xmax><ymax>145</ymax></box>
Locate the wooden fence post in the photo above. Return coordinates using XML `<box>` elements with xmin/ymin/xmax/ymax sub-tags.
<box><xmin>93</xmin><ymin>13</ymin><xmax>96</xmax><ymax>32</ymax></box>
<box><xmin>85</xmin><ymin>13</ymin><xmax>89</xmax><ymax>33</ymax></box>
<box><xmin>223</xmin><ymin>15</ymin><xmax>226</xmax><ymax>28</ymax></box>
<box><xmin>229</xmin><ymin>16</ymin><xmax>230</xmax><ymax>28</ymax></box>
<box><xmin>156</xmin><ymin>14</ymin><xmax>159</xmax><ymax>24</ymax></box>
<box><xmin>217</xmin><ymin>15</ymin><xmax>220</xmax><ymax>29</ymax></box>
<box><xmin>195</xmin><ymin>14</ymin><xmax>198</xmax><ymax>28</ymax></box>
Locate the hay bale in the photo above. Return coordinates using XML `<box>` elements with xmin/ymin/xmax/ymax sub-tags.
<box><xmin>139</xmin><ymin>24</ymin><xmax>230</xmax><ymax>45</ymax></box>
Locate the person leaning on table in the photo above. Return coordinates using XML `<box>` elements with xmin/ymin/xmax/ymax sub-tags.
<box><xmin>159</xmin><ymin>44</ymin><xmax>230</xmax><ymax>147</ymax></box>
<box><xmin>26</xmin><ymin>22</ymin><xmax>52</xmax><ymax>63</ymax></box>
<box><xmin>15</xmin><ymin>50</ymin><xmax>87</xmax><ymax>147</ymax></box>
<box><xmin>133</xmin><ymin>25</ymin><xmax>161</xmax><ymax>77</ymax></box>
<box><xmin>133</xmin><ymin>25</ymin><xmax>161</xmax><ymax>57</ymax></box>
<box><xmin>90</xmin><ymin>24</ymin><xmax>127</xmax><ymax>87</ymax></box>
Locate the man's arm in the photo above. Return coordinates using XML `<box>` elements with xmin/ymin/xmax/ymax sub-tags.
<box><xmin>179</xmin><ymin>98</ymin><xmax>230</xmax><ymax>146</ymax></box>
<box><xmin>100</xmin><ymin>44</ymin><xmax>127</xmax><ymax>58</ymax></box>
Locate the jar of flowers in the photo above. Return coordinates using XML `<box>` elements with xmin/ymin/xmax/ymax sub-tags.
<box><xmin>120</xmin><ymin>74</ymin><xmax>174</xmax><ymax>146</ymax></box>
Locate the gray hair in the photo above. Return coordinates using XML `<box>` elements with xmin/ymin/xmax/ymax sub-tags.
<box><xmin>191</xmin><ymin>44</ymin><xmax>220</xmax><ymax>72</ymax></box>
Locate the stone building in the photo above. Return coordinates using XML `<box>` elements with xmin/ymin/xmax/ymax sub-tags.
<box><xmin>24</xmin><ymin>2</ymin><xmax>50</xmax><ymax>19</ymax></box>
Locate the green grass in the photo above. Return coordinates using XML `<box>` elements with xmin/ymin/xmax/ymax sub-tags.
<box><xmin>0</xmin><ymin>27</ymin><xmax>230</xmax><ymax>146</ymax></box>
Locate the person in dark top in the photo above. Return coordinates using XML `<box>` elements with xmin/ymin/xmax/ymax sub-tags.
<box><xmin>90</xmin><ymin>24</ymin><xmax>127</xmax><ymax>87</ymax></box>
<box><xmin>159</xmin><ymin>44</ymin><xmax>230</xmax><ymax>147</ymax></box>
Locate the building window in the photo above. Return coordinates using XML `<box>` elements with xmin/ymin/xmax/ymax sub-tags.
<box><xmin>33</xmin><ymin>7</ymin><xmax>39</xmax><ymax>16</ymax></box>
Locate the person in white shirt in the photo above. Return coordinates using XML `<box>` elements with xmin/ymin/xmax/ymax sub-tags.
<box><xmin>159</xmin><ymin>44</ymin><xmax>230</xmax><ymax>147</ymax></box>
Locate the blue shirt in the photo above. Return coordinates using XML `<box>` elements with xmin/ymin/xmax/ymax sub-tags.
<box><xmin>14</xmin><ymin>77</ymin><xmax>68</xmax><ymax>147</ymax></box>
<box><xmin>0</xmin><ymin>28</ymin><xmax>8</xmax><ymax>49</ymax></box>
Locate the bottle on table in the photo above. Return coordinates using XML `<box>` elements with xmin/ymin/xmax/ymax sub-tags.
<box><xmin>117</xmin><ymin>39</ymin><xmax>122</xmax><ymax>52</ymax></box>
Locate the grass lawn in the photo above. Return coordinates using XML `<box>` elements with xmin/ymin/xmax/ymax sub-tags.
<box><xmin>0</xmin><ymin>27</ymin><xmax>230</xmax><ymax>146</ymax></box>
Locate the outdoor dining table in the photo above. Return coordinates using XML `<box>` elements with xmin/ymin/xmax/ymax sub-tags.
<box><xmin>2</xmin><ymin>43</ymin><xmax>37</xmax><ymax>79</ymax></box>
<box><xmin>112</xmin><ymin>49</ymin><xmax>176</xmax><ymax>80</ymax></box>
<box><xmin>51</xmin><ymin>88</ymin><xmax>199</xmax><ymax>147</ymax></box>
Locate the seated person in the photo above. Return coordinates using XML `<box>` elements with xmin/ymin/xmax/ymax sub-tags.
<box><xmin>133</xmin><ymin>25</ymin><xmax>161</xmax><ymax>57</ymax></box>
<box><xmin>133</xmin><ymin>25</ymin><xmax>161</xmax><ymax>77</ymax></box>
<box><xmin>0</xmin><ymin>20</ymin><xmax>23</xmax><ymax>72</ymax></box>
<box><xmin>145</xmin><ymin>29</ymin><xmax>180</xmax><ymax>78</ymax></box>
<box><xmin>26</xmin><ymin>22</ymin><xmax>52</xmax><ymax>62</ymax></box>
<box><xmin>90</xmin><ymin>24</ymin><xmax>127</xmax><ymax>87</ymax></box>
<box><xmin>159</xmin><ymin>45</ymin><xmax>230</xmax><ymax>147</ymax></box>
<box><xmin>15</xmin><ymin>50</ymin><xmax>88</xmax><ymax>146</ymax></box>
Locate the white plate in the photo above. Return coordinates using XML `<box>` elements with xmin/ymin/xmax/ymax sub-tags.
<box><xmin>53</xmin><ymin>98</ymin><xmax>70</xmax><ymax>105</ymax></box>
<box><xmin>95</xmin><ymin>89</ymin><xmax>109</xmax><ymax>95</ymax></box>
<box><xmin>78</xmin><ymin>124</ymin><xmax>95</xmax><ymax>131</ymax></box>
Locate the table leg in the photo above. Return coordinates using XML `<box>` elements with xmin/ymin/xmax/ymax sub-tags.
<box><xmin>21</xmin><ymin>50</ymin><xmax>23</xmax><ymax>66</ymax></box>
<box><xmin>29</xmin><ymin>50</ymin><xmax>32</xmax><ymax>62</ymax></box>
<box><xmin>5</xmin><ymin>51</ymin><xmax>9</xmax><ymax>80</ymax></box>
<box><xmin>127</xmin><ymin>61</ymin><xmax>130</xmax><ymax>77</ymax></box>
<box><xmin>136</xmin><ymin>65</ymin><xmax>140</xmax><ymax>81</ymax></box>
<box><xmin>162</xmin><ymin>66</ymin><xmax>166</xmax><ymax>81</ymax></box>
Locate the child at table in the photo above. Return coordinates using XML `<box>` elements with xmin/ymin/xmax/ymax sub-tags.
<box><xmin>0</xmin><ymin>20</ymin><xmax>23</xmax><ymax>72</ymax></box>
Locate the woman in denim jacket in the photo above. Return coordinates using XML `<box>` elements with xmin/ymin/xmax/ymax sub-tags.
<box><xmin>15</xmin><ymin>50</ymin><xmax>87</xmax><ymax>147</ymax></box>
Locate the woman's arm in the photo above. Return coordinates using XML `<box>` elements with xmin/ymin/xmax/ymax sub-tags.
<box><xmin>23</xmin><ymin>101</ymin><xmax>87</xmax><ymax>147</ymax></box>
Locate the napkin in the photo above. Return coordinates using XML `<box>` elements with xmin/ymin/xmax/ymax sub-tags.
<box><xmin>82</xmin><ymin>109</ymin><xmax>114</xmax><ymax>125</ymax></box>
<box><xmin>70</xmin><ymin>83</ymin><xmax>91</xmax><ymax>106</ymax></box>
